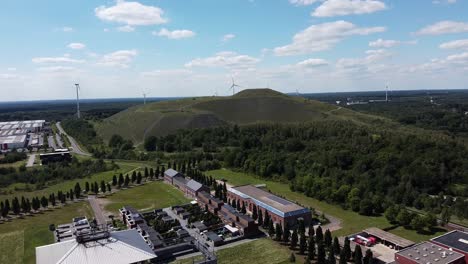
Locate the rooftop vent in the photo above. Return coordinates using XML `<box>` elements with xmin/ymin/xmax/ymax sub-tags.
<box><xmin>423</xmin><ymin>254</ymin><xmax>428</xmax><ymax>257</ymax></box>
<box><xmin>434</xmin><ymin>259</ymin><xmax>439</xmax><ymax>262</ymax></box>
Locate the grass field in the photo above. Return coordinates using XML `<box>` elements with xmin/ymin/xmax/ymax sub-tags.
<box><xmin>0</xmin><ymin>202</ymin><xmax>93</xmax><ymax>264</ymax></box>
<box><xmin>104</xmin><ymin>181</ymin><xmax>190</xmax><ymax>214</ymax></box>
<box><xmin>173</xmin><ymin>238</ymin><xmax>292</xmax><ymax>264</ymax></box>
<box><xmin>206</xmin><ymin>169</ymin><xmax>447</xmax><ymax>242</ymax></box>
<box><xmin>0</xmin><ymin>159</ymin><xmax>26</xmax><ymax>168</ymax></box>
<box><xmin>0</xmin><ymin>163</ymin><xmax>137</xmax><ymax>201</ymax></box>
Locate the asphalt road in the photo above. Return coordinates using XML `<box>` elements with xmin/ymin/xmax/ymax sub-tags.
<box><xmin>88</xmin><ymin>196</ymin><xmax>107</xmax><ymax>225</ymax></box>
<box><xmin>56</xmin><ymin>122</ymin><xmax>91</xmax><ymax>156</ymax></box>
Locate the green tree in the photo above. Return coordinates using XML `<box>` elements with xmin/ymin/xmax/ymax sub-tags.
<box><xmin>316</xmin><ymin>226</ymin><xmax>323</xmax><ymax>243</ymax></box>
<box><xmin>291</xmin><ymin>228</ymin><xmax>298</xmax><ymax>249</ymax></box>
<box><xmin>411</xmin><ymin>215</ymin><xmax>426</xmax><ymax>231</ymax></box>
<box><xmin>112</xmin><ymin>175</ymin><xmax>117</xmax><ymax>186</ymax></box>
<box><xmin>333</xmin><ymin>237</ymin><xmax>341</xmax><ymax>256</ymax></box>
<box><xmin>258</xmin><ymin>208</ymin><xmax>263</xmax><ymax>226</ymax></box>
<box><xmin>85</xmin><ymin>182</ymin><xmax>90</xmax><ymax>193</ymax></box>
<box><xmin>252</xmin><ymin>204</ymin><xmax>258</xmax><ymax>220</ymax></box>
<box><xmin>268</xmin><ymin>220</ymin><xmax>275</xmax><ymax>237</ymax></box>
<box><xmin>275</xmin><ymin>223</ymin><xmax>283</xmax><ymax>241</ymax></box>
<box><xmin>359</xmin><ymin>198</ymin><xmax>374</xmax><ymax>216</ymax></box>
<box><xmin>144</xmin><ymin>136</ymin><xmax>157</xmax><ymax>151</ymax></box>
<box><xmin>137</xmin><ymin>172</ymin><xmax>142</xmax><ymax>184</ymax></box>
<box><xmin>354</xmin><ymin>245</ymin><xmax>363</xmax><ymax>264</ymax></box>
<box><xmin>100</xmin><ymin>180</ymin><xmax>106</xmax><ymax>193</ymax></box>
<box><xmin>384</xmin><ymin>205</ymin><xmax>399</xmax><ymax>223</ymax></box>
<box><xmin>300</xmin><ymin>234</ymin><xmax>307</xmax><ymax>255</ymax></box>
<box><xmin>317</xmin><ymin>242</ymin><xmax>326</xmax><ymax>264</ymax></box>
<box><xmin>324</xmin><ymin>229</ymin><xmax>332</xmax><ymax>248</ymax></box>
<box><xmin>363</xmin><ymin>249</ymin><xmax>373</xmax><ymax>264</ymax></box>
<box><xmin>74</xmin><ymin>183</ymin><xmax>81</xmax><ymax>198</ymax></box>
<box><xmin>343</xmin><ymin>237</ymin><xmax>352</xmax><ymax>261</ymax></box>
<box><xmin>308</xmin><ymin>236</ymin><xmax>316</xmax><ymax>260</ymax></box>
<box><xmin>441</xmin><ymin>207</ymin><xmax>451</xmax><ymax>225</ymax></box>
<box><xmin>124</xmin><ymin>174</ymin><xmax>130</xmax><ymax>187</ymax></box>
<box><xmin>396</xmin><ymin>209</ymin><xmax>412</xmax><ymax>226</ymax></box>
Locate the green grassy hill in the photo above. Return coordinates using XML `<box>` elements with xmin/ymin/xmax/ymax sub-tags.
<box><xmin>95</xmin><ymin>88</ymin><xmax>389</xmax><ymax>144</ymax></box>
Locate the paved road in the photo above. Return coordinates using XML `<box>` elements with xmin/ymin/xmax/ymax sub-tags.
<box><xmin>88</xmin><ymin>196</ymin><xmax>107</xmax><ymax>225</ymax></box>
<box><xmin>56</xmin><ymin>122</ymin><xmax>91</xmax><ymax>156</ymax></box>
<box><xmin>26</xmin><ymin>154</ymin><xmax>35</xmax><ymax>167</ymax></box>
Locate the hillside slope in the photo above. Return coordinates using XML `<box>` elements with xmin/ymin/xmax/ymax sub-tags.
<box><xmin>95</xmin><ymin>89</ymin><xmax>388</xmax><ymax>144</ymax></box>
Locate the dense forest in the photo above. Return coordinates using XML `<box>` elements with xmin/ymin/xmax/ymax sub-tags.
<box><xmin>146</xmin><ymin>122</ymin><xmax>468</xmax><ymax>219</ymax></box>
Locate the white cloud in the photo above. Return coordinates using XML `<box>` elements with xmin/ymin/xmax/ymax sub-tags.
<box><xmin>153</xmin><ymin>28</ymin><xmax>196</xmax><ymax>39</ymax></box>
<box><xmin>416</xmin><ymin>21</ymin><xmax>468</xmax><ymax>35</ymax></box>
<box><xmin>289</xmin><ymin>0</ymin><xmax>322</xmax><ymax>6</ymax></box>
<box><xmin>369</xmin><ymin>38</ymin><xmax>417</xmax><ymax>48</ymax></box>
<box><xmin>312</xmin><ymin>0</ymin><xmax>386</xmax><ymax>17</ymax></box>
<box><xmin>67</xmin><ymin>43</ymin><xmax>86</xmax><ymax>50</ymax></box>
<box><xmin>432</xmin><ymin>0</ymin><xmax>457</xmax><ymax>4</ymax></box>
<box><xmin>95</xmin><ymin>1</ymin><xmax>167</xmax><ymax>26</ymax></box>
<box><xmin>32</xmin><ymin>56</ymin><xmax>85</xmax><ymax>64</ymax></box>
<box><xmin>0</xmin><ymin>73</ymin><xmax>19</xmax><ymax>80</ymax></box>
<box><xmin>440</xmin><ymin>39</ymin><xmax>468</xmax><ymax>50</ymax></box>
<box><xmin>62</xmin><ymin>27</ymin><xmax>73</xmax><ymax>32</ymax></box>
<box><xmin>296</xmin><ymin>58</ymin><xmax>329</xmax><ymax>68</ymax></box>
<box><xmin>97</xmin><ymin>50</ymin><xmax>138</xmax><ymax>68</ymax></box>
<box><xmin>336</xmin><ymin>49</ymin><xmax>391</xmax><ymax>75</ymax></box>
<box><xmin>222</xmin><ymin>34</ymin><xmax>236</xmax><ymax>42</ymax></box>
<box><xmin>274</xmin><ymin>20</ymin><xmax>385</xmax><ymax>56</ymax></box>
<box><xmin>117</xmin><ymin>25</ymin><xmax>135</xmax><ymax>32</ymax></box>
<box><xmin>37</xmin><ymin>66</ymin><xmax>76</xmax><ymax>73</ymax></box>
<box><xmin>7</xmin><ymin>67</ymin><xmax>16</xmax><ymax>71</ymax></box>
<box><xmin>185</xmin><ymin>51</ymin><xmax>260</xmax><ymax>69</ymax></box>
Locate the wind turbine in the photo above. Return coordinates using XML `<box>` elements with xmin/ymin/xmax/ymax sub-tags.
<box><xmin>385</xmin><ymin>83</ymin><xmax>389</xmax><ymax>102</ymax></box>
<box><xmin>228</xmin><ymin>77</ymin><xmax>241</xmax><ymax>95</ymax></box>
<box><xmin>74</xmin><ymin>83</ymin><xmax>81</xmax><ymax>119</ymax></box>
<box><xmin>143</xmin><ymin>92</ymin><xmax>147</xmax><ymax>105</ymax></box>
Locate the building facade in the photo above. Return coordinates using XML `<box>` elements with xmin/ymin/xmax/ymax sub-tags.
<box><xmin>228</xmin><ymin>185</ymin><xmax>312</xmax><ymax>227</ymax></box>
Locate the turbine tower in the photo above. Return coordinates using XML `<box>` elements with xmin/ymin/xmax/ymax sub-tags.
<box><xmin>74</xmin><ymin>83</ymin><xmax>81</xmax><ymax>119</ymax></box>
<box><xmin>385</xmin><ymin>84</ymin><xmax>389</xmax><ymax>102</ymax></box>
<box><xmin>229</xmin><ymin>77</ymin><xmax>241</xmax><ymax>95</ymax></box>
<box><xmin>143</xmin><ymin>92</ymin><xmax>147</xmax><ymax>105</ymax></box>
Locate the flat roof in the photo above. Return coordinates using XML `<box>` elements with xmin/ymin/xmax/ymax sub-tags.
<box><xmin>432</xmin><ymin>230</ymin><xmax>468</xmax><ymax>253</ymax></box>
<box><xmin>0</xmin><ymin>135</ymin><xmax>27</xmax><ymax>144</ymax></box>
<box><xmin>364</xmin><ymin>227</ymin><xmax>414</xmax><ymax>248</ymax></box>
<box><xmin>396</xmin><ymin>242</ymin><xmax>464</xmax><ymax>264</ymax></box>
<box><xmin>36</xmin><ymin>229</ymin><xmax>156</xmax><ymax>264</ymax></box>
<box><xmin>229</xmin><ymin>185</ymin><xmax>309</xmax><ymax>217</ymax></box>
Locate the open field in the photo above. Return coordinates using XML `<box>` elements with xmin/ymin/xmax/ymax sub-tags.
<box><xmin>0</xmin><ymin>202</ymin><xmax>93</xmax><ymax>264</ymax></box>
<box><xmin>206</xmin><ymin>169</ymin><xmax>447</xmax><ymax>242</ymax></box>
<box><xmin>0</xmin><ymin>163</ymin><xmax>137</xmax><ymax>201</ymax></box>
<box><xmin>172</xmin><ymin>238</ymin><xmax>292</xmax><ymax>264</ymax></box>
<box><xmin>104</xmin><ymin>181</ymin><xmax>190</xmax><ymax>214</ymax></box>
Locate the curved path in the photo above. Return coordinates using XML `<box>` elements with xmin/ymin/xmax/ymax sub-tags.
<box><xmin>56</xmin><ymin>122</ymin><xmax>91</xmax><ymax>156</ymax></box>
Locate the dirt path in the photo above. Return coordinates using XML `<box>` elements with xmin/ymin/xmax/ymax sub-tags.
<box><xmin>88</xmin><ymin>195</ymin><xmax>107</xmax><ymax>225</ymax></box>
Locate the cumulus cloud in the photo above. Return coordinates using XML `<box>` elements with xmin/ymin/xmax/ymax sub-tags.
<box><xmin>274</xmin><ymin>20</ymin><xmax>385</xmax><ymax>56</ymax></box>
<box><xmin>432</xmin><ymin>0</ymin><xmax>457</xmax><ymax>4</ymax></box>
<box><xmin>61</xmin><ymin>27</ymin><xmax>73</xmax><ymax>32</ymax></box>
<box><xmin>289</xmin><ymin>0</ymin><xmax>322</xmax><ymax>6</ymax></box>
<box><xmin>416</xmin><ymin>21</ymin><xmax>468</xmax><ymax>35</ymax></box>
<box><xmin>369</xmin><ymin>38</ymin><xmax>417</xmax><ymax>48</ymax></box>
<box><xmin>153</xmin><ymin>28</ymin><xmax>196</xmax><ymax>39</ymax></box>
<box><xmin>439</xmin><ymin>39</ymin><xmax>468</xmax><ymax>50</ymax></box>
<box><xmin>336</xmin><ymin>49</ymin><xmax>391</xmax><ymax>75</ymax></box>
<box><xmin>222</xmin><ymin>34</ymin><xmax>236</xmax><ymax>42</ymax></box>
<box><xmin>117</xmin><ymin>25</ymin><xmax>135</xmax><ymax>32</ymax></box>
<box><xmin>312</xmin><ymin>0</ymin><xmax>386</xmax><ymax>17</ymax></box>
<box><xmin>95</xmin><ymin>1</ymin><xmax>167</xmax><ymax>26</ymax></box>
<box><xmin>32</xmin><ymin>56</ymin><xmax>85</xmax><ymax>64</ymax></box>
<box><xmin>67</xmin><ymin>43</ymin><xmax>86</xmax><ymax>50</ymax></box>
<box><xmin>296</xmin><ymin>58</ymin><xmax>329</xmax><ymax>68</ymax></box>
<box><xmin>185</xmin><ymin>51</ymin><xmax>260</xmax><ymax>69</ymax></box>
<box><xmin>0</xmin><ymin>73</ymin><xmax>19</xmax><ymax>80</ymax></box>
<box><xmin>97</xmin><ymin>50</ymin><xmax>138</xmax><ymax>68</ymax></box>
<box><xmin>36</xmin><ymin>66</ymin><xmax>77</xmax><ymax>73</ymax></box>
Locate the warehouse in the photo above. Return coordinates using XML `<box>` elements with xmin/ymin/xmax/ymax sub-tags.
<box><xmin>431</xmin><ymin>230</ymin><xmax>468</xmax><ymax>264</ymax></box>
<box><xmin>228</xmin><ymin>185</ymin><xmax>312</xmax><ymax>227</ymax></box>
<box><xmin>395</xmin><ymin>241</ymin><xmax>465</xmax><ymax>264</ymax></box>
<box><xmin>0</xmin><ymin>135</ymin><xmax>27</xmax><ymax>150</ymax></box>
<box><xmin>0</xmin><ymin>120</ymin><xmax>45</xmax><ymax>133</ymax></box>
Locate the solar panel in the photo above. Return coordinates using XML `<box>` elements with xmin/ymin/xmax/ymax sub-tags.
<box><xmin>267</xmin><ymin>195</ymin><xmax>292</xmax><ymax>205</ymax></box>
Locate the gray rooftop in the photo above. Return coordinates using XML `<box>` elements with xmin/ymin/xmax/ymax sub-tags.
<box><xmin>396</xmin><ymin>242</ymin><xmax>464</xmax><ymax>264</ymax></box>
<box><xmin>431</xmin><ymin>230</ymin><xmax>468</xmax><ymax>253</ymax></box>
<box><xmin>186</xmin><ymin>179</ymin><xmax>204</xmax><ymax>192</ymax></box>
<box><xmin>164</xmin><ymin>168</ymin><xmax>181</xmax><ymax>178</ymax></box>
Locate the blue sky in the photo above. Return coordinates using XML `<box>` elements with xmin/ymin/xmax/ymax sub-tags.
<box><xmin>1</xmin><ymin>0</ymin><xmax>468</xmax><ymax>101</ymax></box>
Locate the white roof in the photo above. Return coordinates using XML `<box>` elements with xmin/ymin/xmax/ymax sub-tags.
<box><xmin>224</xmin><ymin>224</ymin><xmax>239</xmax><ymax>233</ymax></box>
<box><xmin>36</xmin><ymin>230</ymin><xmax>156</xmax><ymax>264</ymax></box>
<box><xmin>0</xmin><ymin>135</ymin><xmax>27</xmax><ymax>144</ymax></box>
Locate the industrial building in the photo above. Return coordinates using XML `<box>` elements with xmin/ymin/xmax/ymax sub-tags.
<box><xmin>0</xmin><ymin>135</ymin><xmax>27</xmax><ymax>150</ymax></box>
<box><xmin>431</xmin><ymin>231</ymin><xmax>468</xmax><ymax>264</ymax></box>
<box><xmin>0</xmin><ymin>120</ymin><xmax>45</xmax><ymax>133</ymax></box>
<box><xmin>164</xmin><ymin>169</ymin><xmax>210</xmax><ymax>199</ymax></box>
<box><xmin>228</xmin><ymin>185</ymin><xmax>312</xmax><ymax>227</ymax></box>
<box><xmin>164</xmin><ymin>168</ymin><xmax>184</xmax><ymax>184</ymax></box>
<box><xmin>36</xmin><ymin>228</ymin><xmax>156</xmax><ymax>264</ymax></box>
<box><xmin>395</xmin><ymin>241</ymin><xmax>465</xmax><ymax>264</ymax></box>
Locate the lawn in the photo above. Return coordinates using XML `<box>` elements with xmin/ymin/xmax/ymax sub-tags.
<box><xmin>206</xmin><ymin>169</ymin><xmax>446</xmax><ymax>242</ymax></box>
<box><xmin>104</xmin><ymin>181</ymin><xmax>190</xmax><ymax>214</ymax></box>
<box><xmin>173</xmin><ymin>238</ymin><xmax>292</xmax><ymax>264</ymax></box>
<box><xmin>0</xmin><ymin>202</ymin><xmax>93</xmax><ymax>264</ymax></box>
<box><xmin>0</xmin><ymin>163</ymin><xmax>137</xmax><ymax>201</ymax></box>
